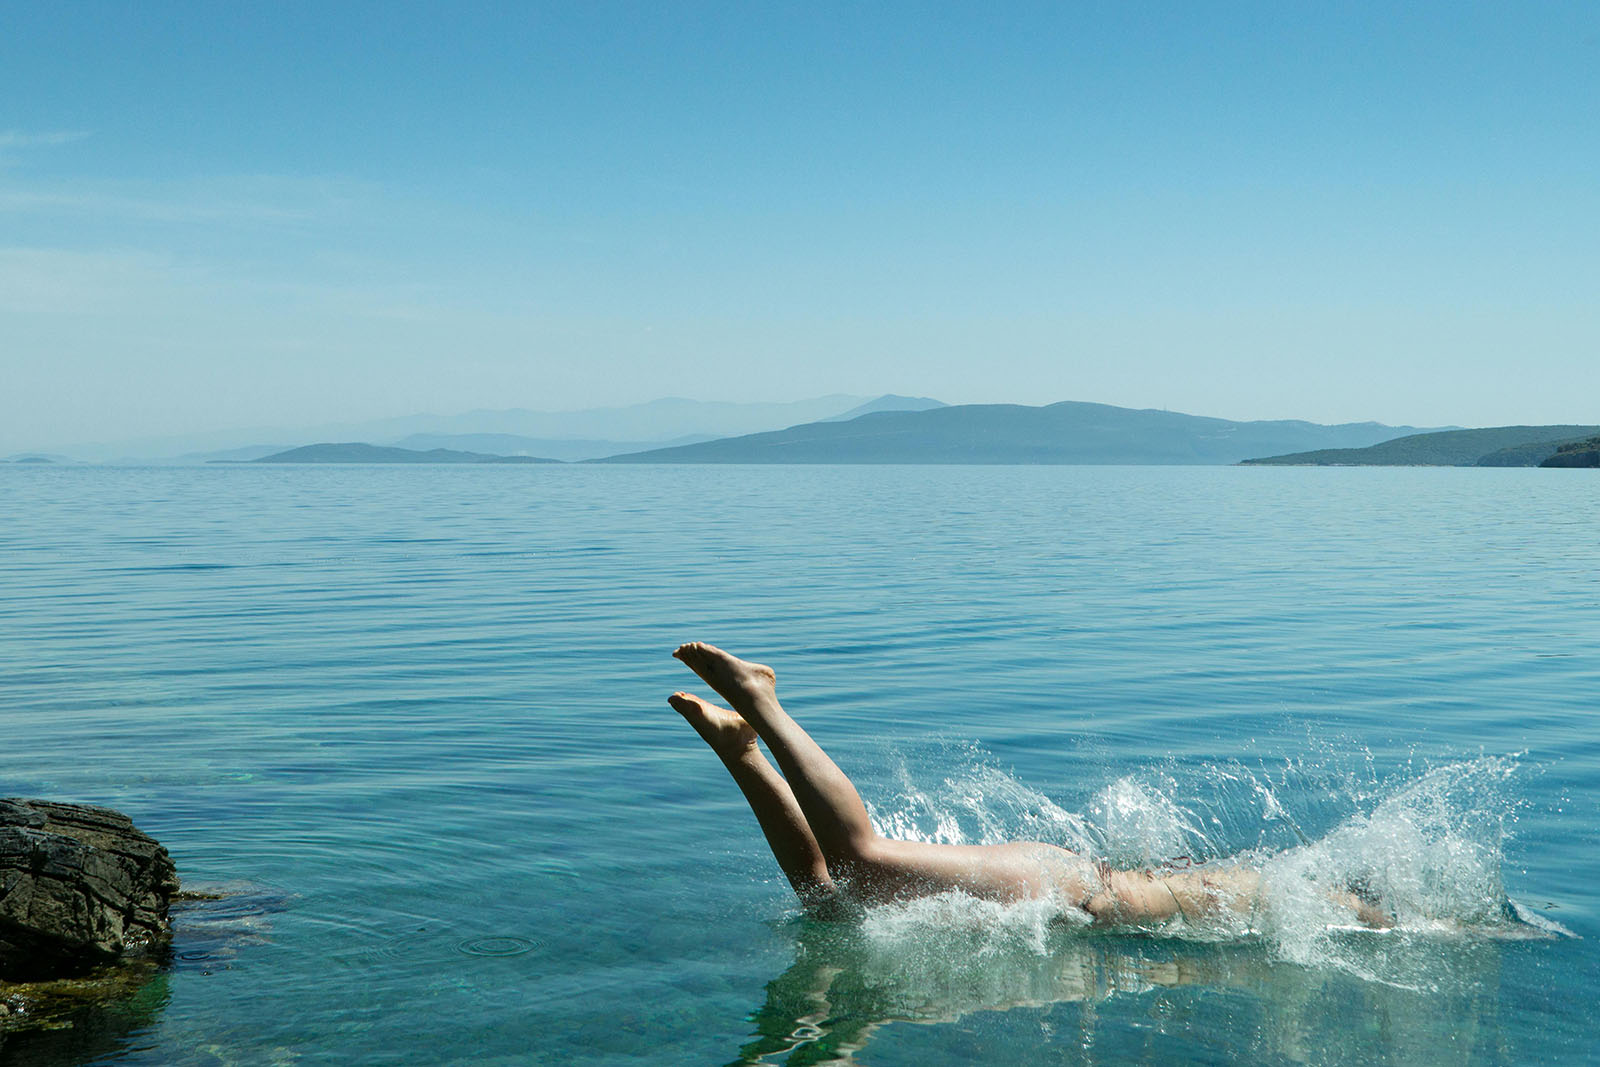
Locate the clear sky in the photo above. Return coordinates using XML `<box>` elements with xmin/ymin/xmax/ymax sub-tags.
<box><xmin>3</xmin><ymin>2</ymin><xmax>1596</xmax><ymax>451</ymax></box>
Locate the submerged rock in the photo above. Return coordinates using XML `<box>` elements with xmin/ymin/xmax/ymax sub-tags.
<box><xmin>0</xmin><ymin>957</ymin><xmax>168</xmax><ymax>1054</ymax></box>
<box><xmin>1</xmin><ymin>882</ymin><xmax>285</xmax><ymax>1049</ymax></box>
<box><xmin>0</xmin><ymin>799</ymin><xmax>179</xmax><ymax>980</ymax></box>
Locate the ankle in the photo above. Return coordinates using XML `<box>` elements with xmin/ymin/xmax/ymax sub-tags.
<box><xmin>721</xmin><ymin>742</ymin><xmax>764</xmax><ymax>769</ymax></box>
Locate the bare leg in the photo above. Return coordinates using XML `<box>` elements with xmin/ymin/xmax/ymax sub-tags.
<box><xmin>671</xmin><ymin>644</ymin><xmax>1393</xmax><ymax>929</ymax></box>
<box><xmin>673</xmin><ymin>643</ymin><xmax>1095</xmax><ymax>906</ymax></box>
<box><xmin>1088</xmin><ymin>866</ymin><xmax>1392</xmax><ymax>929</ymax></box>
<box><xmin>1087</xmin><ymin>868</ymin><xmax>1260</xmax><ymax>926</ymax></box>
<box><xmin>668</xmin><ymin>691</ymin><xmax>834</xmax><ymax>906</ymax></box>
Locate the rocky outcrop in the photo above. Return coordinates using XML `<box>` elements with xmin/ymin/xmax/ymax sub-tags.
<box><xmin>0</xmin><ymin>800</ymin><xmax>178</xmax><ymax>980</ymax></box>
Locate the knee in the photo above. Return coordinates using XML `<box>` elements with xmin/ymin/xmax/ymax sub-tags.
<box><xmin>826</xmin><ymin>829</ymin><xmax>885</xmax><ymax>872</ymax></box>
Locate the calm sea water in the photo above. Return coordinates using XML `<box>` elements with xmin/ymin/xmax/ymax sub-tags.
<box><xmin>1</xmin><ymin>464</ymin><xmax>1595</xmax><ymax>1065</ymax></box>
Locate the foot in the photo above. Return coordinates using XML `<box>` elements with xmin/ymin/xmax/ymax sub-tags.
<box><xmin>672</xmin><ymin>642</ymin><xmax>777</xmax><ymax>714</ymax></box>
<box><xmin>667</xmin><ymin>692</ymin><xmax>758</xmax><ymax>761</ymax></box>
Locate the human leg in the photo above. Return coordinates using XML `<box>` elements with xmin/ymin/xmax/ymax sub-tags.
<box><xmin>668</xmin><ymin>691</ymin><xmax>834</xmax><ymax>905</ymax></box>
<box><xmin>1086</xmin><ymin>867</ymin><xmax>1260</xmax><ymax>926</ymax></box>
<box><xmin>672</xmin><ymin>643</ymin><xmax>1097</xmax><ymax>906</ymax></box>
<box><xmin>1087</xmin><ymin>866</ymin><xmax>1392</xmax><ymax>929</ymax></box>
<box><xmin>672</xmin><ymin>644</ymin><xmax>875</xmax><ymax>862</ymax></box>
<box><xmin>670</xmin><ymin>644</ymin><xmax>1393</xmax><ymax>926</ymax></box>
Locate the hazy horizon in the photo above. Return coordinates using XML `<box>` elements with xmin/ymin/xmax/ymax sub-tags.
<box><xmin>4</xmin><ymin>4</ymin><xmax>1596</xmax><ymax>454</ymax></box>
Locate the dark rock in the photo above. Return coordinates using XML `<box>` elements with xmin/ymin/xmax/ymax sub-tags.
<box><xmin>0</xmin><ymin>800</ymin><xmax>178</xmax><ymax>980</ymax></box>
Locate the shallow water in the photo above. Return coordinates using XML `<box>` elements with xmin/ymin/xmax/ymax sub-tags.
<box><xmin>1</xmin><ymin>464</ymin><xmax>1595</xmax><ymax>1064</ymax></box>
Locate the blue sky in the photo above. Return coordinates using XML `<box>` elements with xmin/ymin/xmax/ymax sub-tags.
<box><xmin>3</xmin><ymin>2</ymin><xmax>1596</xmax><ymax>450</ymax></box>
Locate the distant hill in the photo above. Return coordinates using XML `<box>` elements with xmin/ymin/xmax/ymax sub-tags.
<box><xmin>390</xmin><ymin>432</ymin><xmax>718</xmax><ymax>463</ymax></box>
<box><xmin>818</xmin><ymin>395</ymin><xmax>946</xmax><ymax>422</ymax></box>
<box><xmin>389</xmin><ymin>397</ymin><xmax>944</xmax><ymax>460</ymax></box>
<box><xmin>180</xmin><ymin>444</ymin><xmax>292</xmax><ymax>464</ymax></box>
<box><xmin>1540</xmin><ymin>436</ymin><xmax>1600</xmax><ymax>468</ymax></box>
<box><xmin>593</xmin><ymin>401</ymin><xmax>1436</xmax><ymax>465</ymax></box>
<box><xmin>40</xmin><ymin>394</ymin><xmax>895</xmax><ymax>463</ymax></box>
<box><xmin>314</xmin><ymin>395</ymin><xmax>885</xmax><ymax>446</ymax></box>
<box><xmin>246</xmin><ymin>443</ymin><xmax>559</xmax><ymax>464</ymax></box>
<box><xmin>1242</xmin><ymin>425</ymin><xmax>1600</xmax><ymax>466</ymax></box>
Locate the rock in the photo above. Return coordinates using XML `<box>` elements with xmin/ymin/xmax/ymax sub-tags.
<box><xmin>0</xmin><ymin>800</ymin><xmax>179</xmax><ymax>980</ymax></box>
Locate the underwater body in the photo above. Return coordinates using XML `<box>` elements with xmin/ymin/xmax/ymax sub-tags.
<box><xmin>0</xmin><ymin>463</ymin><xmax>1593</xmax><ymax>1065</ymax></box>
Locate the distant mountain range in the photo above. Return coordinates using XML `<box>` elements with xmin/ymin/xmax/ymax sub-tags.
<box><xmin>594</xmin><ymin>402</ymin><xmax>1439</xmax><ymax>465</ymax></box>
<box><xmin>386</xmin><ymin>432</ymin><xmax>714</xmax><ymax>463</ymax></box>
<box><xmin>301</xmin><ymin>394</ymin><xmax>943</xmax><ymax>452</ymax></box>
<box><xmin>45</xmin><ymin>394</ymin><xmax>941</xmax><ymax>464</ymax></box>
<box><xmin>380</xmin><ymin>395</ymin><xmax>946</xmax><ymax>461</ymax></box>
<box><xmin>26</xmin><ymin>396</ymin><xmax>1590</xmax><ymax>469</ymax></box>
<box><xmin>1242</xmin><ymin>425</ymin><xmax>1600</xmax><ymax>466</ymax></box>
<box><xmin>817</xmin><ymin>395</ymin><xmax>946</xmax><ymax>422</ymax></box>
<box><xmin>245</xmin><ymin>443</ymin><xmax>557</xmax><ymax>464</ymax></box>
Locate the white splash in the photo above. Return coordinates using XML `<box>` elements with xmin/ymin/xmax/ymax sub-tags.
<box><xmin>852</xmin><ymin>746</ymin><xmax>1564</xmax><ymax>983</ymax></box>
<box><xmin>865</xmin><ymin>745</ymin><xmax>1095</xmax><ymax>853</ymax></box>
<box><xmin>1088</xmin><ymin>775</ymin><xmax>1210</xmax><ymax>868</ymax></box>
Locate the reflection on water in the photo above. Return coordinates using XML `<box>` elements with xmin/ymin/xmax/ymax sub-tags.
<box><xmin>0</xmin><ymin>884</ymin><xmax>287</xmax><ymax>1067</ymax></box>
<box><xmin>733</xmin><ymin>748</ymin><xmax>1565</xmax><ymax>1065</ymax></box>
<box><xmin>0</xmin><ymin>968</ymin><xmax>170</xmax><ymax>1067</ymax></box>
<box><xmin>736</xmin><ymin>919</ymin><xmax>1521</xmax><ymax>1066</ymax></box>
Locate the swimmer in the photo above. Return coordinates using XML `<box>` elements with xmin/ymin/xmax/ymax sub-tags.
<box><xmin>669</xmin><ymin>642</ymin><xmax>1391</xmax><ymax>929</ymax></box>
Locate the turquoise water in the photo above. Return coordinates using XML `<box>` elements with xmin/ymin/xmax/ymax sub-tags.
<box><xmin>1</xmin><ymin>464</ymin><xmax>1595</xmax><ymax>1065</ymax></box>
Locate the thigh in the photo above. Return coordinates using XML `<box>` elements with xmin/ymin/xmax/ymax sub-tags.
<box><xmin>853</xmin><ymin>840</ymin><xmax>1091</xmax><ymax>906</ymax></box>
